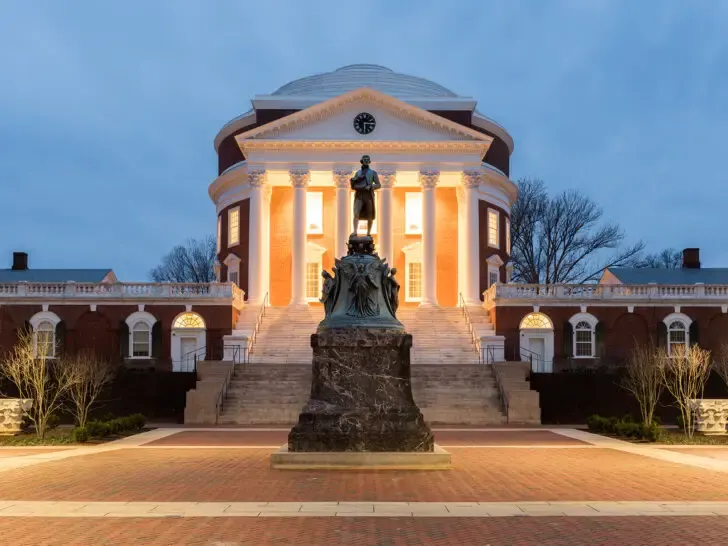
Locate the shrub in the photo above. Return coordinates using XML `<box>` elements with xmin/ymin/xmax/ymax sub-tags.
<box><xmin>73</xmin><ymin>427</ymin><xmax>89</xmax><ymax>443</ymax></box>
<box><xmin>129</xmin><ymin>413</ymin><xmax>146</xmax><ymax>430</ymax></box>
<box><xmin>85</xmin><ymin>420</ymin><xmax>110</xmax><ymax>438</ymax></box>
<box><xmin>586</xmin><ymin>414</ymin><xmax>662</xmax><ymax>442</ymax></box>
<box><xmin>106</xmin><ymin>418</ymin><xmax>123</xmax><ymax>435</ymax></box>
<box><xmin>47</xmin><ymin>413</ymin><xmax>61</xmax><ymax>430</ymax></box>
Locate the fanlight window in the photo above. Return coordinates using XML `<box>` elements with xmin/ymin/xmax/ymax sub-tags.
<box><xmin>519</xmin><ymin>312</ymin><xmax>553</xmax><ymax>330</ymax></box>
<box><xmin>35</xmin><ymin>321</ymin><xmax>55</xmax><ymax>358</ymax></box>
<box><xmin>173</xmin><ymin>313</ymin><xmax>206</xmax><ymax>329</ymax></box>
<box><xmin>667</xmin><ymin>320</ymin><xmax>688</xmax><ymax>355</ymax></box>
<box><xmin>574</xmin><ymin>321</ymin><xmax>595</xmax><ymax>357</ymax></box>
<box><xmin>131</xmin><ymin>322</ymin><xmax>151</xmax><ymax>358</ymax></box>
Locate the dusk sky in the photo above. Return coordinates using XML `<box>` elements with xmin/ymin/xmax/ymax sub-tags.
<box><xmin>1</xmin><ymin>1</ymin><xmax>726</xmax><ymax>281</ymax></box>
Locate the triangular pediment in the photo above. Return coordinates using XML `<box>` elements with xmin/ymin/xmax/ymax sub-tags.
<box><xmin>235</xmin><ymin>88</ymin><xmax>493</xmax><ymax>146</ymax></box>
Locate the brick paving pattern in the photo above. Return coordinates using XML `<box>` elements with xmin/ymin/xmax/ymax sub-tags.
<box><xmin>0</xmin><ymin>448</ymin><xmax>73</xmax><ymax>458</ymax></box>
<box><xmin>661</xmin><ymin>447</ymin><xmax>728</xmax><ymax>461</ymax></box>
<box><xmin>1</xmin><ymin>447</ymin><xmax>728</xmax><ymax>502</ymax></box>
<box><xmin>2</xmin><ymin>516</ymin><xmax>728</xmax><ymax>545</ymax></box>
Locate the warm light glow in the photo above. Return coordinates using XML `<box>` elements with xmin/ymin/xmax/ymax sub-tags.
<box><xmin>228</xmin><ymin>207</ymin><xmax>240</xmax><ymax>246</ymax></box>
<box><xmin>173</xmin><ymin>312</ymin><xmax>206</xmax><ymax>329</ymax></box>
<box><xmin>306</xmin><ymin>261</ymin><xmax>321</xmax><ymax>300</ymax></box>
<box><xmin>351</xmin><ymin>192</ymin><xmax>377</xmax><ymax>235</ymax></box>
<box><xmin>505</xmin><ymin>217</ymin><xmax>511</xmax><ymax>254</ymax></box>
<box><xmin>217</xmin><ymin>216</ymin><xmax>221</xmax><ymax>253</ymax></box>
<box><xmin>488</xmin><ymin>209</ymin><xmax>499</xmax><ymax>247</ymax></box>
<box><xmin>306</xmin><ymin>192</ymin><xmax>323</xmax><ymax>234</ymax></box>
<box><xmin>519</xmin><ymin>312</ymin><xmax>553</xmax><ymax>329</ymax></box>
<box><xmin>405</xmin><ymin>192</ymin><xmax>423</xmax><ymax>235</ymax></box>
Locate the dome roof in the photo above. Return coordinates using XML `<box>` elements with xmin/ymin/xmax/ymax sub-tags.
<box><xmin>271</xmin><ymin>64</ymin><xmax>460</xmax><ymax>99</ymax></box>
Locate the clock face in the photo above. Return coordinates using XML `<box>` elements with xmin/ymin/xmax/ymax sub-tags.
<box><xmin>353</xmin><ymin>112</ymin><xmax>376</xmax><ymax>135</ymax></box>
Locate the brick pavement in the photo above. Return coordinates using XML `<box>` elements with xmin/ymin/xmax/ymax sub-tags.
<box><xmin>2</xmin><ymin>516</ymin><xmax>728</xmax><ymax>545</ymax></box>
<box><xmin>661</xmin><ymin>447</ymin><xmax>728</xmax><ymax>461</ymax></box>
<box><xmin>0</xmin><ymin>447</ymin><xmax>727</xmax><ymax>502</ymax></box>
<box><xmin>0</xmin><ymin>448</ymin><xmax>73</xmax><ymax>458</ymax></box>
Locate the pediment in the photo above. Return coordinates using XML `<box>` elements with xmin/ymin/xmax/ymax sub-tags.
<box><xmin>235</xmin><ymin>88</ymin><xmax>493</xmax><ymax>146</ymax></box>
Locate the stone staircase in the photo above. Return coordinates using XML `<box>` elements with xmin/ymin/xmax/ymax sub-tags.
<box><xmin>209</xmin><ymin>304</ymin><xmax>538</xmax><ymax>426</ymax></box>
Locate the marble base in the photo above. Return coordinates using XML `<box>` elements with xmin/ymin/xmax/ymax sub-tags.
<box><xmin>288</xmin><ymin>329</ymin><xmax>434</xmax><ymax>453</ymax></box>
<box><xmin>271</xmin><ymin>444</ymin><xmax>452</xmax><ymax>470</ymax></box>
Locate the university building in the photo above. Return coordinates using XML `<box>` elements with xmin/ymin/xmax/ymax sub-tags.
<box><xmin>2</xmin><ymin>64</ymin><xmax>727</xmax><ymax>425</ymax></box>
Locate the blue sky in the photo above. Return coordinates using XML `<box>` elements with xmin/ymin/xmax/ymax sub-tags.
<box><xmin>0</xmin><ymin>1</ymin><xmax>726</xmax><ymax>280</ymax></box>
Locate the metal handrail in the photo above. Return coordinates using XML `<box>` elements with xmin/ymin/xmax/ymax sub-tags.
<box><xmin>215</xmin><ymin>344</ymin><xmax>242</xmax><ymax>424</ymax></box>
<box><xmin>517</xmin><ymin>346</ymin><xmax>552</xmax><ymax>373</ymax></box>
<box><xmin>484</xmin><ymin>344</ymin><xmax>505</xmax><ymax>366</ymax></box>
<box><xmin>247</xmin><ymin>292</ymin><xmax>269</xmax><ymax>360</ymax></box>
<box><xmin>458</xmin><ymin>293</ymin><xmax>483</xmax><ymax>364</ymax></box>
<box><xmin>491</xmin><ymin>361</ymin><xmax>510</xmax><ymax>417</ymax></box>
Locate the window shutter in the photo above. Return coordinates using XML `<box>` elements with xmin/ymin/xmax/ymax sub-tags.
<box><xmin>562</xmin><ymin>321</ymin><xmax>573</xmax><ymax>358</ymax></box>
<box><xmin>689</xmin><ymin>320</ymin><xmax>700</xmax><ymax>347</ymax></box>
<box><xmin>152</xmin><ymin>322</ymin><xmax>163</xmax><ymax>359</ymax></box>
<box><xmin>119</xmin><ymin>321</ymin><xmax>130</xmax><ymax>358</ymax></box>
<box><xmin>595</xmin><ymin>322</ymin><xmax>605</xmax><ymax>357</ymax></box>
<box><xmin>657</xmin><ymin>322</ymin><xmax>667</xmax><ymax>350</ymax></box>
<box><xmin>56</xmin><ymin>321</ymin><xmax>67</xmax><ymax>356</ymax></box>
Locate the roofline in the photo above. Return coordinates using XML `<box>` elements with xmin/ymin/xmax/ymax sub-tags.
<box><xmin>214</xmin><ymin>109</ymin><xmax>256</xmax><ymax>151</ymax></box>
<box><xmin>472</xmin><ymin>112</ymin><xmax>514</xmax><ymax>153</ymax></box>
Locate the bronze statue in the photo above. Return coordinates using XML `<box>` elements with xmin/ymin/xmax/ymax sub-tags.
<box><xmin>320</xmin><ymin>270</ymin><xmax>336</xmax><ymax>316</ymax></box>
<box><xmin>386</xmin><ymin>267</ymin><xmax>400</xmax><ymax>315</ymax></box>
<box><xmin>350</xmin><ymin>155</ymin><xmax>381</xmax><ymax>237</ymax></box>
<box><xmin>345</xmin><ymin>262</ymin><xmax>380</xmax><ymax>318</ymax></box>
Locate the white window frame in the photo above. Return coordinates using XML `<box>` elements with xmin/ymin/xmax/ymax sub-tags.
<box><xmin>663</xmin><ymin>312</ymin><xmax>691</xmax><ymax>356</ymax></box>
<box><xmin>568</xmin><ymin>312</ymin><xmax>599</xmax><ymax>359</ymax></box>
<box><xmin>306</xmin><ymin>241</ymin><xmax>327</xmax><ymax>302</ymax></box>
<box><xmin>350</xmin><ymin>192</ymin><xmax>378</xmax><ymax>235</ymax></box>
<box><xmin>29</xmin><ymin>311</ymin><xmax>61</xmax><ymax>359</ymax></box>
<box><xmin>125</xmin><ymin>311</ymin><xmax>157</xmax><ymax>360</ymax></box>
<box><xmin>487</xmin><ymin>208</ymin><xmax>499</xmax><ymax>248</ymax></box>
<box><xmin>224</xmin><ymin>253</ymin><xmax>241</xmax><ymax>286</ymax></box>
<box><xmin>404</xmin><ymin>192</ymin><xmax>423</xmax><ymax>235</ymax></box>
<box><xmin>505</xmin><ymin>217</ymin><xmax>511</xmax><ymax>255</ymax></box>
<box><xmin>228</xmin><ymin>206</ymin><xmax>240</xmax><ymax>247</ymax></box>
<box><xmin>402</xmin><ymin>242</ymin><xmax>423</xmax><ymax>302</ymax></box>
<box><xmin>487</xmin><ymin>254</ymin><xmax>503</xmax><ymax>288</ymax></box>
<box><xmin>306</xmin><ymin>191</ymin><xmax>324</xmax><ymax>235</ymax></box>
<box><xmin>217</xmin><ymin>216</ymin><xmax>222</xmax><ymax>253</ymax></box>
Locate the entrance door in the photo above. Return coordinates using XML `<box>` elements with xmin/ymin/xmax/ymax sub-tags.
<box><xmin>180</xmin><ymin>337</ymin><xmax>197</xmax><ymax>372</ymax></box>
<box><xmin>529</xmin><ymin>337</ymin><xmax>546</xmax><ymax>372</ymax></box>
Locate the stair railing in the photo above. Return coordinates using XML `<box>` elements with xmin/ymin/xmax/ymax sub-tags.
<box><xmin>215</xmin><ymin>344</ymin><xmax>242</xmax><ymax>424</ymax></box>
<box><xmin>515</xmin><ymin>346</ymin><xmax>552</xmax><ymax>374</ymax></box>
<box><xmin>246</xmin><ymin>292</ymin><xmax>269</xmax><ymax>361</ymax></box>
<box><xmin>458</xmin><ymin>292</ymin><xmax>483</xmax><ymax>364</ymax></box>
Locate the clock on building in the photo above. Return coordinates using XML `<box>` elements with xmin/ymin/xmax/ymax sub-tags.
<box><xmin>353</xmin><ymin>112</ymin><xmax>376</xmax><ymax>135</ymax></box>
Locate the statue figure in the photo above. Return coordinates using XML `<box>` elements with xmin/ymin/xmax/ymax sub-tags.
<box><xmin>350</xmin><ymin>155</ymin><xmax>381</xmax><ymax>237</ymax></box>
<box><xmin>386</xmin><ymin>267</ymin><xmax>400</xmax><ymax>316</ymax></box>
<box><xmin>346</xmin><ymin>262</ymin><xmax>380</xmax><ymax>318</ymax></box>
<box><xmin>320</xmin><ymin>270</ymin><xmax>336</xmax><ymax>316</ymax></box>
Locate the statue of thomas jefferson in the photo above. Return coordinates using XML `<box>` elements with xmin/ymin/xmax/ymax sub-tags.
<box><xmin>350</xmin><ymin>155</ymin><xmax>381</xmax><ymax>237</ymax></box>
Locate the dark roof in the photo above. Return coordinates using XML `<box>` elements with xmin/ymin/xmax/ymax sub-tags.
<box><xmin>607</xmin><ymin>267</ymin><xmax>728</xmax><ymax>285</ymax></box>
<box><xmin>0</xmin><ymin>269</ymin><xmax>114</xmax><ymax>283</ymax></box>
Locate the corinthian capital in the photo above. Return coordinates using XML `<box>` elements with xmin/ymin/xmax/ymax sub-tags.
<box><xmin>248</xmin><ymin>168</ymin><xmax>267</xmax><ymax>187</ymax></box>
<box><xmin>289</xmin><ymin>169</ymin><xmax>310</xmax><ymax>188</ymax></box>
<box><xmin>461</xmin><ymin>170</ymin><xmax>482</xmax><ymax>189</ymax></box>
<box><xmin>418</xmin><ymin>170</ymin><xmax>439</xmax><ymax>189</ymax></box>
<box><xmin>332</xmin><ymin>168</ymin><xmax>352</xmax><ymax>189</ymax></box>
<box><xmin>379</xmin><ymin>171</ymin><xmax>396</xmax><ymax>189</ymax></box>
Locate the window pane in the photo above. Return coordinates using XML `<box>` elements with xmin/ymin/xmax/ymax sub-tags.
<box><xmin>306</xmin><ymin>192</ymin><xmax>323</xmax><ymax>234</ymax></box>
<box><xmin>306</xmin><ymin>262</ymin><xmax>320</xmax><ymax>299</ymax></box>
<box><xmin>405</xmin><ymin>192</ymin><xmax>422</xmax><ymax>234</ymax></box>
<box><xmin>489</xmin><ymin>272</ymin><xmax>499</xmax><ymax>286</ymax></box>
<box><xmin>488</xmin><ymin>210</ymin><xmax>499</xmax><ymax>247</ymax></box>
<box><xmin>505</xmin><ymin>218</ymin><xmax>511</xmax><ymax>254</ymax></box>
<box><xmin>229</xmin><ymin>271</ymin><xmax>238</xmax><ymax>285</ymax></box>
<box><xmin>228</xmin><ymin>208</ymin><xmax>240</xmax><ymax>246</ymax></box>
<box><xmin>36</xmin><ymin>321</ymin><xmax>55</xmax><ymax>357</ymax></box>
<box><xmin>407</xmin><ymin>262</ymin><xmax>422</xmax><ymax>300</ymax></box>
<box><xmin>217</xmin><ymin>216</ymin><xmax>221</xmax><ymax>253</ymax></box>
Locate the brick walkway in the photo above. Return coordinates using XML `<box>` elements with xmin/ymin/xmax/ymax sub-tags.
<box><xmin>1</xmin><ymin>428</ymin><xmax>727</xmax><ymax>544</ymax></box>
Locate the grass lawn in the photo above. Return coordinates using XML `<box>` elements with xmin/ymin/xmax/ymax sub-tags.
<box><xmin>656</xmin><ymin>429</ymin><xmax>728</xmax><ymax>445</ymax></box>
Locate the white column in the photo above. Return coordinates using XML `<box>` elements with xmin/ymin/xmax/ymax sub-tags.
<box><xmin>461</xmin><ymin>170</ymin><xmax>482</xmax><ymax>306</ymax></box>
<box><xmin>333</xmin><ymin>169</ymin><xmax>351</xmax><ymax>258</ymax></box>
<box><xmin>419</xmin><ymin>170</ymin><xmax>439</xmax><ymax>307</ymax></box>
<box><xmin>378</xmin><ymin>170</ymin><xmax>396</xmax><ymax>265</ymax></box>
<box><xmin>262</xmin><ymin>183</ymin><xmax>273</xmax><ymax>302</ymax></box>
<box><xmin>289</xmin><ymin>169</ymin><xmax>309</xmax><ymax>306</ymax></box>
<box><xmin>247</xmin><ymin>168</ymin><xmax>266</xmax><ymax>304</ymax></box>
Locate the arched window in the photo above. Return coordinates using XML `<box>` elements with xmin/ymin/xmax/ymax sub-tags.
<box><xmin>125</xmin><ymin>311</ymin><xmax>157</xmax><ymax>360</ymax></box>
<box><xmin>568</xmin><ymin>312</ymin><xmax>599</xmax><ymax>358</ymax></box>
<box><xmin>519</xmin><ymin>312</ymin><xmax>553</xmax><ymax>330</ymax></box>
<box><xmin>663</xmin><ymin>313</ymin><xmax>691</xmax><ymax>356</ymax></box>
<box><xmin>29</xmin><ymin>311</ymin><xmax>62</xmax><ymax>359</ymax></box>
<box><xmin>172</xmin><ymin>312</ymin><xmax>206</xmax><ymax>329</ymax></box>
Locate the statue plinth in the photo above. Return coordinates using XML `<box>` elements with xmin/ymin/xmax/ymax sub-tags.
<box><xmin>286</xmin><ymin>235</ymin><xmax>436</xmax><ymax>455</ymax></box>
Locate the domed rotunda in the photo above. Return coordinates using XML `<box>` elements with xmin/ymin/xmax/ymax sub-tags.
<box><xmin>209</xmin><ymin>64</ymin><xmax>516</xmax><ymax>312</ymax></box>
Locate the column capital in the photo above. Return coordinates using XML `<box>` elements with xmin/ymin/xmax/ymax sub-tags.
<box><xmin>289</xmin><ymin>169</ymin><xmax>310</xmax><ymax>188</ymax></box>
<box><xmin>419</xmin><ymin>170</ymin><xmax>439</xmax><ymax>189</ymax></box>
<box><xmin>379</xmin><ymin>171</ymin><xmax>396</xmax><ymax>188</ymax></box>
<box><xmin>461</xmin><ymin>170</ymin><xmax>482</xmax><ymax>189</ymax></box>
<box><xmin>332</xmin><ymin>168</ymin><xmax>352</xmax><ymax>189</ymax></box>
<box><xmin>248</xmin><ymin>168</ymin><xmax>267</xmax><ymax>187</ymax></box>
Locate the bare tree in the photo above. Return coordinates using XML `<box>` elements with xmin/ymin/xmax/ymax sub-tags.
<box><xmin>622</xmin><ymin>339</ymin><xmax>663</xmax><ymax>425</ymax></box>
<box><xmin>150</xmin><ymin>235</ymin><xmax>216</xmax><ymax>283</ymax></box>
<box><xmin>65</xmin><ymin>350</ymin><xmax>118</xmax><ymax>428</ymax></box>
<box><xmin>0</xmin><ymin>328</ymin><xmax>77</xmax><ymax>440</ymax></box>
<box><xmin>713</xmin><ymin>342</ymin><xmax>728</xmax><ymax>390</ymax></box>
<box><xmin>659</xmin><ymin>345</ymin><xmax>712</xmax><ymax>439</ymax></box>
<box><xmin>510</xmin><ymin>179</ymin><xmax>644</xmax><ymax>284</ymax></box>
<box><xmin>635</xmin><ymin>248</ymin><xmax>682</xmax><ymax>269</ymax></box>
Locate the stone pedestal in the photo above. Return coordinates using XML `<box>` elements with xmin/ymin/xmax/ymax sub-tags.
<box><xmin>689</xmin><ymin>399</ymin><xmax>728</xmax><ymax>435</ymax></box>
<box><xmin>288</xmin><ymin>329</ymin><xmax>433</xmax><ymax>452</ymax></box>
<box><xmin>0</xmin><ymin>399</ymin><xmax>31</xmax><ymax>435</ymax></box>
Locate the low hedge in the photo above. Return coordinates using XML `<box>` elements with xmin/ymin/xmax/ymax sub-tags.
<box><xmin>74</xmin><ymin>414</ymin><xmax>146</xmax><ymax>442</ymax></box>
<box><xmin>586</xmin><ymin>414</ymin><xmax>662</xmax><ymax>442</ymax></box>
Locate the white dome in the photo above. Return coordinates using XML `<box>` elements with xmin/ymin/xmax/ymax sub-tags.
<box><xmin>271</xmin><ymin>64</ymin><xmax>459</xmax><ymax>99</ymax></box>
